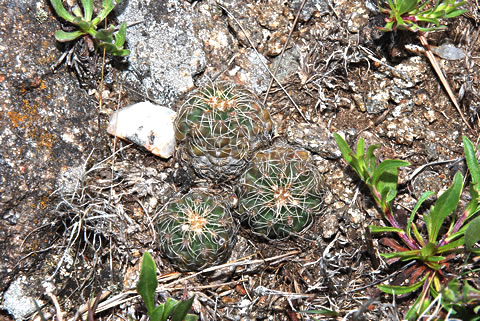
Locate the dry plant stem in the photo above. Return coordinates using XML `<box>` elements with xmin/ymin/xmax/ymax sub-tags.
<box><xmin>253</xmin><ymin>285</ymin><xmax>315</xmax><ymax>299</ymax></box>
<box><xmin>69</xmin><ymin>291</ymin><xmax>111</xmax><ymax>321</ymax></box>
<box><xmin>405</xmin><ymin>157</ymin><xmax>463</xmax><ymax>183</ymax></box>
<box><xmin>218</xmin><ymin>5</ymin><xmax>308</xmax><ymax>121</ymax></box>
<box><xmin>418</xmin><ymin>292</ymin><xmax>443</xmax><ymax>320</ymax></box>
<box><xmin>91</xmin><ymin>251</ymin><xmax>300</xmax><ymax>314</ymax></box>
<box><xmin>46</xmin><ymin>291</ymin><xmax>64</xmax><ymax>321</ymax></box>
<box><xmin>418</xmin><ymin>32</ymin><xmax>474</xmax><ymax>134</ymax></box>
<box><xmin>262</xmin><ymin>0</ymin><xmax>306</xmax><ymax>105</ymax></box>
<box><xmin>164</xmin><ymin>250</ymin><xmax>300</xmax><ymax>287</ymax></box>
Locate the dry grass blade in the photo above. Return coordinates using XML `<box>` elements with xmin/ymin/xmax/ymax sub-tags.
<box><xmin>262</xmin><ymin>0</ymin><xmax>307</xmax><ymax>105</ymax></box>
<box><xmin>218</xmin><ymin>4</ymin><xmax>308</xmax><ymax>121</ymax></box>
<box><xmin>418</xmin><ymin>33</ymin><xmax>475</xmax><ymax>134</ymax></box>
<box><xmin>89</xmin><ymin>250</ymin><xmax>300</xmax><ymax>315</ymax></box>
<box><xmin>46</xmin><ymin>291</ymin><xmax>64</xmax><ymax>321</ymax></box>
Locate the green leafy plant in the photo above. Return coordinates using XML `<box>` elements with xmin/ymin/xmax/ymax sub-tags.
<box><xmin>175</xmin><ymin>82</ymin><xmax>273</xmax><ymax>182</ymax></box>
<box><xmin>237</xmin><ymin>145</ymin><xmax>324</xmax><ymax>239</ymax></box>
<box><xmin>156</xmin><ymin>191</ymin><xmax>237</xmax><ymax>271</ymax></box>
<box><xmin>49</xmin><ymin>0</ymin><xmax>130</xmax><ymax>56</ymax></box>
<box><xmin>378</xmin><ymin>0</ymin><xmax>467</xmax><ymax>32</ymax></box>
<box><xmin>334</xmin><ymin>133</ymin><xmax>480</xmax><ymax>320</ymax></box>
<box><xmin>137</xmin><ymin>252</ymin><xmax>199</xmax><ymax>321</ymax></box>
<box><xmin>440</xmin><ymin>278</ymin><xmax>480</xmax><ymax>319</ymax></box>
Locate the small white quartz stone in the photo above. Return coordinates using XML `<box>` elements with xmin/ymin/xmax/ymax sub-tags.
<box><xmin>107</xmin><ymin>102</ymin><xmax>177</xmax><ymax>158</ymax></box>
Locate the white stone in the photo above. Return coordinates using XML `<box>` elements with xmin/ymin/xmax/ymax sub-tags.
<box><xmin>1</xmin><ymin>276</ymin><xmax>40</xmax><ymax>320</ymax></box>
<box><xmin>107</xmin><ymin>102</ymin><xmax>177</xmax><ymax>158</ymax></box>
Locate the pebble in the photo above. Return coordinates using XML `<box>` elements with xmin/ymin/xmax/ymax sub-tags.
<box><xmin>107</xmin><ymin>102</ymin><xmax>177</xmax><ymax>158</ymax></box>
<box><xmin>1</xmin><ymin>276</ymin><xmax>39</xmax><ymax>320</ymax></box>
<box><xmin>424</xmin><ymin>110</ymin><xmax>437</xmax><ymax>123</ymax></box>
<box><xmin>431</xmin><ymin>42</ymin><xmax>466</xmax><ymax>61</ymax></box>
<box><xmin>366</xmin><ymin>90</ymin><xmax>389</xmax><ymax>114</ymax></box>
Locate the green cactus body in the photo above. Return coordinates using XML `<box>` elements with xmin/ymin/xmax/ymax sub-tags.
<box><xmin>175</xmin><ymin>83</ymin><xmax>273</xmax><ymax>181</ymax></box>
<box><xmin>238</xmin><ymin>146</ymin><xmax>324</xmax><ymax>239</ymax></box>
<box><xmin>157</xmin><ymin>191</ymin><xmax>236</xmax><ymax>271</ymax></box>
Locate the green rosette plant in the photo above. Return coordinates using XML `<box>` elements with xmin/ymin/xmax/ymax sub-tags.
<box><xmin>156</xmin><ymin>191</ymin><xmax>237</xmax><ymax>271</ymax></box>
<box><xmin>334</xmin><ymin>133</ymin><xmax>480</xmax><ymax>320</ymax></box>
<box><xmin>49</xmin><ymin>0</ymin><xmax>130</xmax><ymax>56</ymax></box>
<box><xmin>378</xmin><ymin>0</ymin><xmax>467</xmax><ymax>32</ymax></box>
<box><xmin>237</xmin><ymin>145</ymin><xmax>324</xmax><ymax>239</ymax></box>
<box><xmin>175</xmin><ymin>83</ymin><xmax>273</xmax><ymax>182</ymax></box>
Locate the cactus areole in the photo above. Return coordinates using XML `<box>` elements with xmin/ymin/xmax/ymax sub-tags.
<box><xmin>174</xmin><ymin>83</ymin><xmax>273</xmax><ymax>182</ymax></box>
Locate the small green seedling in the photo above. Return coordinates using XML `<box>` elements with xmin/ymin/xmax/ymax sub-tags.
<box><xmin>440</xmin><ymin>278</ymin><xmax>480</xmax><ymax>319</ymax></box>
<box><xmin>49</xmin><ymin>0</ymin><xmax>130</xmax><ymax>56</ymax></box>
<box><xmin>378</xmin><ymin>0</ymin><xmax>467</xmax><ymax>32</ymax></box>
<box><xmin>334</xmin><ymin>133</ymin><xmax>480</xmax><ymax>320</ymax></box>
<box><xmin>137</xmin><ymin>252</ymin><xmax>198</xmax><ymax>321</ymax></box>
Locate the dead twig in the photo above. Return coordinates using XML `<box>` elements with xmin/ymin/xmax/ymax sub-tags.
<box><xmin>262</xmin><ymin>0</ymin><xmax>307</xmax><ymax>105</ymax></box>
<box><xmin>91</xmin><ymin>251</ymin><xmax>300</xmax><ymax>314</ymax></box>
<box><xmin>418</xmin><ymin>32</ymin><xmax>475</xmax><ymax>134</ymax></box>
<box><xmin>404</xmin><ymin>157</ymin><xmax>464</xmax><ymax>184</ymax></box>
<box><xmin>45</xmin><ymin>291</ymin><xmax>65</xmax><ymax>321</ymax></box>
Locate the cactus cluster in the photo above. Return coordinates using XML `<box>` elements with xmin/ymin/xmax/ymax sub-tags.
<box><xmin>158</xmin><ymin>82</ymin><xmax>325</xmax><ymax>271</ymax></box>
<box><xmin>156</xmin><ymin>191</ymin><xmax>236</xmax><ymax>271</ymax></box>
<box><xmin>174</xmin><ymin>83</ymin><xmax>273</xmax><ymax>181</ymax></box>
<box><xmin>237</xmin><ymin>145</ymin><xmax>324</xmax><ymax>239</ymax></box>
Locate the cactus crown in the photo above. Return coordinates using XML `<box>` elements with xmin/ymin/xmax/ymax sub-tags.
<box><xmin>175</xmin><ymin>83</ymin><xmax>273</xmax><ymax>181</ymax></box>
<box><xmin>157</xmin><ymin>191</ymin><xmax>236</xmax><ymax>271</ymax></box>
<box><xmin>238</xmin><ymin>146</ymin><xmax>324</xmax><ymax>239</ymax></box>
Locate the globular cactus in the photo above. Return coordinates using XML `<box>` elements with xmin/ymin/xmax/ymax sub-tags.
<box><xmin>156</xmin><ymin>191</ymin><xmax>236</xmax><ymax>271</ymax></box>
<box><xmin>237</xmin><ymin>145</ymin><xmax>324</xmax><ymax>239</ymax></box>
<box><xmin>175</xmin><ymin>82</ymin><xmax>273</xmax><ymax>182</ymax></box>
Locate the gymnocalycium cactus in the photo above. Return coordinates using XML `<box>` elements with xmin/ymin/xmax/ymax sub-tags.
<box><xmin>238</xmin><ymin>145</ymin><xmax>324</xmax><ymax>239</ymax></box>
<box><xmin>175</xmin><ymin>83</ymin><xmax>273</xmax><ymax>182</ymax></box>
<box><xmin>156</xmin><ymin>191</ymin><xmax>236</xmax><ymax>271</ymax></box>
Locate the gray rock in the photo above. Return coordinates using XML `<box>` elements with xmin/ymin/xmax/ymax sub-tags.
<box><xmin>217</xmin><ymin>0</ymin><xmax>264</xmax><ymax>48</ymax></box>
<box><xmin>346</xmin><ymin>3</ymin><xmax>369</xmax><ymax>33</ymax></box>
<box><xmin>366</xmin><ymin>90</ymin><xmax>390</xmax><ymax>114</ymax></box>
<box><xmin>286</xmin><ymin>120</ymin><xmax>342</xmax><ymax>159</ymax></box>
<box><xmin>270</xmin><ymin>47</ymin><xmax>301</xmax><ymax>83</ymax></box>
<box><xmin>117</xmin><ymin>0</ymin><xmax>206</xmax><ymax>104</ymax></box>
<box><xmin>1</xmin><ymin>276</ymin><xmax>40</xmax><ymax>320</ymax></box>
<box><xmin>319</xmin><ymin>209</ymin><xmax>339</xmax><ymax>239</ymax></box>
<box><xmin>412</xmin><ymin>171</ymin><xmax>443</xmax><ymax>199</ymax></box>
<box><xmin>192</xmin><ymin>1</ymin><xmax>238</xmax><ymax>78</ymax></box>
<box><xmin>424</xmin><ymin>141</ymin><xmax>439</xmax><ymax>161</ymax></box>
<box><xmin>226</xmin><ymin>48</ymin><xmax>270</xmax><ymax>95</ymax></box>
<box><xmin>290</xmin><ymin>0</ymin><xmax>329</xmax><ymax>21</ymax></box>
<box><xmin>0</xmin><ymin>1</ymin><xmax>103</xmax><ymax>293</ymax></box>
<box><xmin>393</xmin><ymin>56</ymin><xmax>428</xmax><ymax>88</ymax></box>
<box><xmin>431</xmin><ymin>42</ymin><xmax>466</xmax><ymax>61</ymax></box>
